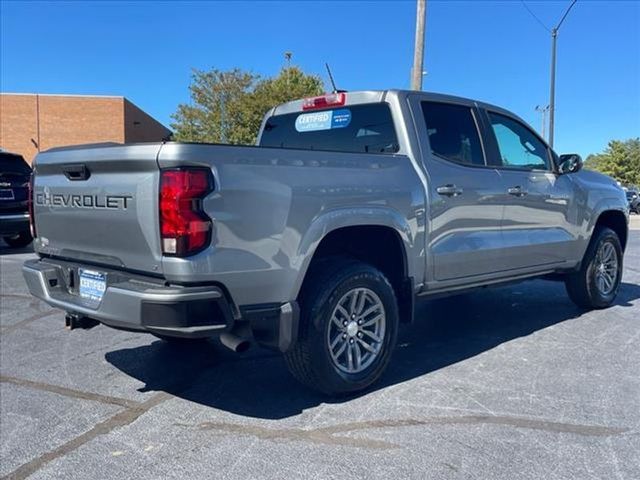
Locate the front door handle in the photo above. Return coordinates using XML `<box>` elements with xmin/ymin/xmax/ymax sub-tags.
<box><xmin>436</xmin><ymin>184</ymin><xmax>463</xmax><ymax>197</ymax></box>
<box><xmin>507</xmin><ymin>186</ymin><xmax>527</xmax><ymax>197</ymax></box>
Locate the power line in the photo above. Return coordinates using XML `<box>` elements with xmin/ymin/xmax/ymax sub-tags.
<box><xmin>548</xmin><ymin>0</ymin><xmax>579</xmax><ymax>148</ymax></box>
<box><xmin>521</xmin><ymin>0</ymin><xmax>579</xmax><ymax>148</ymax></box>
<box><xmin>557</xmin><ymin>0</ymin><xmax>578</xmax><ymax>30</ymax></box>
<box><xmin>520</xmin><ymin>0</ymin><xmax>550</xmax><ymax>33</ymax></box>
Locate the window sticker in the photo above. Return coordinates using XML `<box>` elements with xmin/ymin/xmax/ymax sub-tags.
<box><xmin>331</xmin><ymin>109</ymin><xmax>352</xmax><ymax>128</ymax></box>
<box><xmin>295</xmin><ymin>109</ymin><xmax>352</xmax><ymax>132</ymax></box>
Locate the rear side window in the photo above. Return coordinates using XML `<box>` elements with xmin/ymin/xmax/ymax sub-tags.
<box><xmin>259</xmin><ymin>103</ymin><xmax>399</xmax><ymax>154</ymax></box>
<box><xmin>488</xmin><ymin>112</ymin><xmax>550</xmax><ymax>170</ymax></box>
<box><xmin>421</xmin><ymin>102</ymin><xmax>485</xmax><ymax>166</ymax></box>
<box><xmin>0</xmin><ymin>153</ymin><xmax>31</xmax><ymax>175</ymax></box>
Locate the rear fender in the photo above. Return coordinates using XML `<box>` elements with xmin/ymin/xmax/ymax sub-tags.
<box><xmin>291</xmin><ymin>206</ymin><xmax>414</xmax><ymax>300</ymax></box>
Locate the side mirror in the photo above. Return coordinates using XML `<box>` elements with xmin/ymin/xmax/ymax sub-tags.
<box><xmin>558</xmin><ymin>154</ymin><xmax>583</xmax><ymax>174</ymax></box>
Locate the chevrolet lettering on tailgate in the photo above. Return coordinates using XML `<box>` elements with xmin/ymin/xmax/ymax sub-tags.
<box><xmin>35</xmin><ymin>193</ymin><xmax>133</xmax><ymax>210</ymax></box>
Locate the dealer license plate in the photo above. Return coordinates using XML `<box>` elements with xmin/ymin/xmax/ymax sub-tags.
<box><xmin>79</xmin><ymin>269</ymin><xmax>106</xmax><ymax>303</ymax></box>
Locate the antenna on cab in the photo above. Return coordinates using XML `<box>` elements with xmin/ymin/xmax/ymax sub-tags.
<box><xmin>325</xmin><ymin>63</ymin><xmax>346</xmax><ymax>94</ymax></box>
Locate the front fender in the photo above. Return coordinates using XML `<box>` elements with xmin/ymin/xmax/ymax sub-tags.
<box><xmin>587</xmin><ymin>198</ymin><xmax>629</xmax><ymax>234</ymax></box>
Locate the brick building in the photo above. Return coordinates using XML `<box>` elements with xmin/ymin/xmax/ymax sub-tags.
<box><xmin>0</xmin><ymin>93</ymin><xmax>172</xmax><ymax>164</ymax></box>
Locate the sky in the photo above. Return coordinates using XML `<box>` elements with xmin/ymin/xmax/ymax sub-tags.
<box><xmin>1</xmin><ymin>0</ymin><xmax>639</xmax><ymax>158</ymax></box>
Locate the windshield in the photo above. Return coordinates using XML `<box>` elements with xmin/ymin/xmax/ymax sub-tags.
<box><xmin>260</xmin><ymin>103</ymin><xmax>399</xmax><ymax>154</ymax></box>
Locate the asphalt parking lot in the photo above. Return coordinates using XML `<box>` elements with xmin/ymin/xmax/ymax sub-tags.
<box><xmin>1</xmin><ymin>217</ymin><xmax>639</xmax><ymax>480</ymax></box>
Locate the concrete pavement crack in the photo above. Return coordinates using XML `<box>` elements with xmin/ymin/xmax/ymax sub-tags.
<box><xmin>0</xmin><ymin>375</ymin><xmax>140</xmax><ymax>409</ymax></box>
<box><xmin>1</xmin><ymin>392</ymin><xmax>170</xmax><ymax>480</ymax></box>
<box><xmin>190</xmin><ymin>415</ymin><xmax>630</xmax><ymax>451</ymax></box>
<box><xmin>0</xmin><ymin>310</ymin><xmax>58</xmax><ymax>335</ymax></box>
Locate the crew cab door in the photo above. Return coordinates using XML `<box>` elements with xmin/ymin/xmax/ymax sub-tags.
<box><xmin>411</xmin><ymin>98</ymin><xmax>505</xmax><ymax>282</ymax></box>
<box><xmin>481</xmin><ymin>109</ymin><xmax>576</xmax><ymax>270</ymax></box>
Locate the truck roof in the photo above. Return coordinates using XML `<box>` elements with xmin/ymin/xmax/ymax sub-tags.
<box><xmin>270</xmin><ymin>89</ymin><xmax>513</xmax><ymax>118</ymax></box>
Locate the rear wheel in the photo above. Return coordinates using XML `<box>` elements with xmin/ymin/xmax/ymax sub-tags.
<box><xmin>285</xmin><ymin>259</ymin><xmax>399</xmax><ymax>395</ymax></box>
<box><xmin>3</xmin><ymin>231</ymin><xmax>33</xmax><ymax>248</ymax></box>
<box><xmin>565</xmin><ymin>227</ymin><xmax>623</xmax><ymax>309</ymax></box>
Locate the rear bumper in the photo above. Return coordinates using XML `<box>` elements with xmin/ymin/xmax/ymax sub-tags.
<box><xmin>0</xmin><ymin>213</ymin><xmax>29</xmax><ymax>236</ymax></box>
<box><xmin>22</xmin><ymin>258</ymin><xmax>299</xmax><ymax>350</ymax></box>
<box><xmin>22</xmin><ymin>258</ymin><xmax>234</xmax><ymax>338</ymax></box>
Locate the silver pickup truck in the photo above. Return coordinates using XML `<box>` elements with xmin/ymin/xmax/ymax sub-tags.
<box><xmin>23</xmin><ymin>90</ymin><xmax>629</xmax><ymax>395</ymax></box>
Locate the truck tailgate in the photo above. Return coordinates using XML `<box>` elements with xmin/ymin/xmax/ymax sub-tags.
<box><xmin>32</xmin><ymin>143</ymin><xmax>164</xmax><ymax>274</ymax></box>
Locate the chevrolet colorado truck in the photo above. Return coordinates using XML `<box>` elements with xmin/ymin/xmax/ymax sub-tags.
<box><xmin>22</xmin><ymin>90</ymin><xmax>629</xmax><ymax>395</ymax></box>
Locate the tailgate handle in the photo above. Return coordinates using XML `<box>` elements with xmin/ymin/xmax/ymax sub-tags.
<box><xmin>63</xmin><ymin>164</ymin><xmax>90</xmax><ymax>181</ymax></box>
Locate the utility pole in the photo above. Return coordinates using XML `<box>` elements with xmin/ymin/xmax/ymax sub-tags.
<box><xmin>284</xmin><ymin>52</ymin><xmax>293</xmax><ymax>88</ymax></box>
<box><xmin>411</xmin><ymin>0</ymin><xmax>427</xmax><ymax>91</ymax></box>
<box><xmin>548</xmin><ymin>28</ymin><xmax>558</xmax><ymax>147</ymax></box>
<box><xmin>535</xmin><ymin>104</ymin><xmax>549</xmax><ymax>140</ymax></box>
<box><xmin>547</xmin><ymin>0</ymin><xmax>577</xmax><ymax>148</ymax></box>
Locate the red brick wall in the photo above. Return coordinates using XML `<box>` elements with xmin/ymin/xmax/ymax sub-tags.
<box><xmin>0</xmin><ymin>94</ymin><xmax>40</xmax><ymax>164</ymax></box>
<box><xmin>38</xmin><ymin>96</ymin><xmax>125</xmax><ymax>155</ymax></box>
<box><xmin>0</xmin><ymin>94</ymin><xmax>171</xmax><ymax>164</ymax></box>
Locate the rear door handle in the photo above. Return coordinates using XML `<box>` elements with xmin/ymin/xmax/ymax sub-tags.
<box><xmin>507</xmin><ymin>186</ymin><xmax>527</xmax><ymax>197</ymax></box>
<box><xmin>436</xmin><ymin>184</ymin><xmax>463</xmax><ymax>197</ymax></box>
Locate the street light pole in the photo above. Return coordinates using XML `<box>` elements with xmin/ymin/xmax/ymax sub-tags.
<box><xmin>411</xmin><ymin>0</ymin><xmax>427</xmax><ymax>91</ymax></box>
<box><xmin>548</xmin><ymin>28</ymin><xmax>558</xmax><ymax>147</ymax></box>
<box><xmin>547</xmin><ymin>0</ymin><xmax>577</xmax><ymax>148</ymax></box>
<box><xmin>535</xmin><ymin>105</ymin><xmax>549</xmax><ymax>140</ymax></box>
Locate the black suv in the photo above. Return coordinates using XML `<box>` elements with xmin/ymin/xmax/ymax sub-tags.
<box><xmin>627</xmin><ymin>189</ymin><xmax>640</xmax><ymax>214</ymax></box>
<box><xmin>0</xmin><ymin>151</ymin><xmax>33</xmax><ymax>248</ymax></box>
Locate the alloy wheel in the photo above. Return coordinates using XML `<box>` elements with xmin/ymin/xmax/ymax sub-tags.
<box><xmin>326</xmin><ymin>287</ymin><xmax>386</xmax><ymax>374</ymax></box>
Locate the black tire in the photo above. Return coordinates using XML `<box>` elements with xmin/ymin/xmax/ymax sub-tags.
<box><xmin>565</xmin><ymin>227</ymin><xmax>623</xmax><ymax>309</ymax></box>
<box><xmin>284</xmin><ymin>258</ymin><xmax>399</xmax><ymax>396</ymax></box>
<box><xmin>3</xmin><ymin>231</ymin><xmax>33</xmax><ymax>248</ymax></box>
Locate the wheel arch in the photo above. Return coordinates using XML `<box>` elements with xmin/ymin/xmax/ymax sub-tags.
<box><xmin>293</xmin><ymin>208</ymin><xmax>415</xmax><ymax>323</ymax></box>
<box><xmin>592</xmin><ymin>209</ymin><xmax>628</xmax><ymax>252</ymax></box>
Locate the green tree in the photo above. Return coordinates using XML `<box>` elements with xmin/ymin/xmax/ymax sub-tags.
<box><xmin>584</xmin><ymin>138</ymin><xmax>640</xmax><ymax>186</ymax></box>
<box><xmin>171</xmin><ymin>67</ymin><xmax>324</xmax><ymax>145</ymax></box>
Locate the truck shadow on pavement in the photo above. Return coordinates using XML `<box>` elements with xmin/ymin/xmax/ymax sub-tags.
<box><xmin>105</xmin><ymin>279</ymin><xmax>640</xmax><ymax>420</ymax></box>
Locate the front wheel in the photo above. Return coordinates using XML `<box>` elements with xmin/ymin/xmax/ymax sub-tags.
<box><xmin>565</xmin><ymin>227</ymin><xmax>623</xmax><ymax>309</ymax></box>
<box><xmin>285</xmin><ymin>259</ymin><xmax>399</xmax><ymax>396</ymax></box>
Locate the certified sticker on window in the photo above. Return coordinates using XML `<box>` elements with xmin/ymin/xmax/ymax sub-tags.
<box><xmin>295</xmin><ymin>109</ymin><xmax>352</xmax><ymax>132</ymax></box>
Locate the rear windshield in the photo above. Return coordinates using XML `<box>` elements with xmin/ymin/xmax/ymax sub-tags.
<box><xmin>0</xmin><ymin>153</ymin><xmax>31</xmax><ymax>175</ymax></box>
<box><xmin>259</xmin><ymin>103</ymin><xmax>399</xmax><ymax>154</ymax></box>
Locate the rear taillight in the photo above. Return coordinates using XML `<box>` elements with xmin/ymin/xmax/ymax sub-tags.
<box><xmin>302</xmin><ymin>92</ymin><xmax>346</xmax><ymax>110</ymax></box>
<box><xmin>159</xmin><ymin>169</ymin><xmax>213</xmax><ymax>256</ymax></box>
<box><xmin>28</xmin><ymin>173</ymin><xmax>36</xmax><ymax>237</ymax></box>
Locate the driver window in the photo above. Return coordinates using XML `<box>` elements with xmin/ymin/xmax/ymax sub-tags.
<box><xmin>488</xmin><ymin>112</ymin><xmax>550</xmax><ymax>170</ymax></box>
